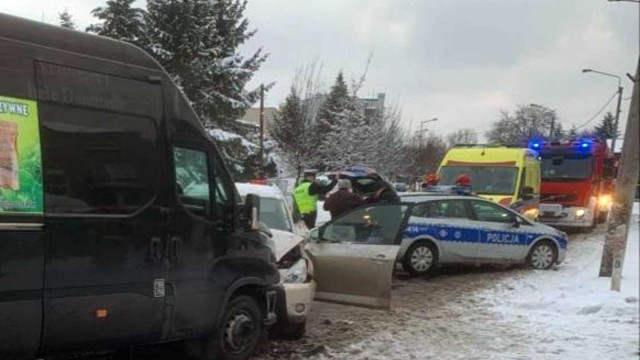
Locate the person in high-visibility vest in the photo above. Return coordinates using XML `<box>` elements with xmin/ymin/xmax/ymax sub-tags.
<box><xmin>293</xmin><ymin>170</ymin><xmax>337</xmax><ymax>229</ymax></box>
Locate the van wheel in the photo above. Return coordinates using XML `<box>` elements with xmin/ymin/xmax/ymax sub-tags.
<box><xmin>527</xmin><ymin>240</ymin><xmax>557</xmax><ymax>270</ymax></box>
<box><xmin>189</xmin><ymin>296</ymin><xmax>263</xmax><ymax>360</ymax></box>
<box><xmin>402</xmin><ymin>241</ymin><xmax>438</xmax><ymax>276</ymax></box>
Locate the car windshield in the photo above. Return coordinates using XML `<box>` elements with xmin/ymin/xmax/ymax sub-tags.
<box><xmin>243</xmin><ymin>196</ymin><xmax>291</xmax><ymax>232</ymax></box>
<box><xmin>541</xmin><ymin>156</ymin><xmax>593</xmax><ymax>181</ymax></box>
<box><xmin>439</xmin><ymin>166</ymin><xmax>518</xmax><ymax>195</ymax></box>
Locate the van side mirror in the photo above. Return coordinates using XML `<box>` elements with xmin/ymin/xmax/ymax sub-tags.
<box><xmin>603</xmin><ymin>158</ymin><xmax>615</xmax><ymax>179</ymax></box>
<box><xmin>522</xmin><ymin>186</ymin><xmax>534</xmax><ymax>200</ymax></box>
<box><xmin>244</xmin><ymin>193</ymin><xmax>261</xmax><ymax>230</ymax></box>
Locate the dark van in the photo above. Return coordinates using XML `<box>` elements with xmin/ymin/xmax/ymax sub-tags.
<box><xmin>0</xmin><ymin>13</ymin><xmax>279</xmax><ymax>360</ymax></box>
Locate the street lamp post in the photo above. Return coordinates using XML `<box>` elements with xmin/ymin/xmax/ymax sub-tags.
<box><xmin>582</xmin><ymin>69</ymin><xmax>624</xmax><ymax>152</ymax></box>
<box><xmin>418</xmin><ymin>117</ymin><xmax>438</xmax><ymax>178</ymax></box>
<box><xmin>420</xmin><ymin>118</ymin><xmax>438</xmax><ymax>137</ymax></box>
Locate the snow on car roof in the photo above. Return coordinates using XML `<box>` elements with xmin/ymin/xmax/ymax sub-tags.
<box><xmin>235</xmin><ymin>182</ymin><xmax>284</xmax><ymax>199</ymax></box>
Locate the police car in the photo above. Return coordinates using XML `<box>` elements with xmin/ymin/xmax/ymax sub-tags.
<box><xmin>397</xmin><ymin>187</ymin><xmax>568</xmax><ymax>275</ymax></box>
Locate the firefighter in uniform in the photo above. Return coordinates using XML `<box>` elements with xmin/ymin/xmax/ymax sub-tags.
<box><xmin>293</xmin><ymin>170</ymin><xmax>337</xmax><ymax>229</ymax></box>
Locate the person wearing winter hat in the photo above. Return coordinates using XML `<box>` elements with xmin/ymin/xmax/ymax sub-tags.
<box><xmin>323</xmin><ymin>179</ymin><xmax>365</xmax><ymax>219</ymax></box>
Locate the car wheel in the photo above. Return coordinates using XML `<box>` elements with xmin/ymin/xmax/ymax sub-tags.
<box><xmin>189</xmin><ymin>295</ymin><xmax>263</xmax><ymax>360</ymax></box>
<box><xmin>528</xmin><ymin>240</ymin><xmax>557</xmax><ymax>270</ymax></box>
<box><xmin>275</xmin><ymin>321</ymin><xmax>306</xmax><ymax>340</ymax></box>
<box><xmin>402</xmin><ymin>241</ymin><xmax>438</xmax><ymax>276</ymax></box>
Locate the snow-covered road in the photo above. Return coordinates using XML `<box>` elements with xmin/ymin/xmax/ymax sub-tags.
<box><xmin>254</xmin><ymin>217</ymin><xmax>640</xmax><ymax>360</ymax></box>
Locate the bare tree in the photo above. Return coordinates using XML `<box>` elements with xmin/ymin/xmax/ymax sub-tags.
<box><xmin>447</xmin><ymin>128</ymin><xmax>478</xmax><ymax>148</ymax></box>
<box><xmin>486</xmin><ymin>104</ymin><xmax>556</xmax><ymax>144</ymax></box>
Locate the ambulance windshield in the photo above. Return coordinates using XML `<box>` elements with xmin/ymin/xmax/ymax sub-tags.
<box><xmin>439</xmin><ymin>166</ymin><xmax>518</xmax><ymax>195</ymax></box>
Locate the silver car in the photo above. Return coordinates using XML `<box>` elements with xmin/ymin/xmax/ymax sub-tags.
<box><xmin>397</xmin><ymin>193</ymin><xmax>568</xmax><ymax>275</ymax></box>
<box><xmin>236</xmin><ymin>183</ymin><xmax>314</xmax><ymax>339</ymax></box>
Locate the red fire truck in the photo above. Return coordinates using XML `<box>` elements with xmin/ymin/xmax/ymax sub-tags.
<box><xmin>536</xmin><ymin>139</ymin><xmax>617</xmax><ymax>229</ymax></box>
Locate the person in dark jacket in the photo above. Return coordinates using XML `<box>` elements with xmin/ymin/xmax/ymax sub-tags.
<box><xmin>365</xmin><ymin>183</ymin><xmax>400</xmax><ymax>204</ymax></box>
<box><xmin>323</xmin><ymin>179</ymin><xmax>365</xmax><ymax>219</ymax></box>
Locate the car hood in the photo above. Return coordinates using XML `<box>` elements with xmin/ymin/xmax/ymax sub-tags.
<box><xmin>271</xmin><ymin>228</ymin><xmax>304</xmax><ymax>262</ymax></box>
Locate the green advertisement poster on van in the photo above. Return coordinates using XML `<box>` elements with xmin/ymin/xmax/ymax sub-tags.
<box><xmin>0</xmin><ymin>95</ymin><xmax>43</xmax><ymax>215</ymax></box>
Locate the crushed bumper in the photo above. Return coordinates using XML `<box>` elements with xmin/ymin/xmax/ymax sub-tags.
<box><xmin>274</xmin><ymin>281</ymin><xmax>315</xmax><ymax>324</ymax></box>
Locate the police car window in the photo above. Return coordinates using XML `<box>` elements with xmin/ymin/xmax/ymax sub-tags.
<box><xmin>173</xmin><ymin>147</ymin><xmax>211</xmax><ymax>217</ymax></box>
<box><xmin>472</xmin><ymin>201</ymin><xmax>513</xmax><ymax>223</ymax></box>
<box><xmin>425</xmin><ymin>200</ymin><xmax>469</xmax><ymax>219</ymax></box>
<box><xmin>323</xmin><ymin>204</ymin><xmax>408</xmax><ymax>245</ymax></box>
<box><xmin>410</xmin><ymin>204</ymin><xmax>428</xmax><ymax>217</ymax></box>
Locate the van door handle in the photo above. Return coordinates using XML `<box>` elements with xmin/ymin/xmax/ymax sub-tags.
<box><xmin>169</xmin><ymin>236</ymin><xmax>183</xmax><ymax>263</ymax></box>
<box><xmin>150</xmin><ymin>237</ymin><xmax>163</xmax><ymax>264</ymax></box>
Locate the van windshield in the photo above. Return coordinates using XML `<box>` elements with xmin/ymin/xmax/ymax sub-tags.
<box><xmin>541</xmin><ymin>156</ymin><xmax>593</xmax><ymax>181</ymax></box>
<box><xmin>439</xmin><ymin>166</ymin><xmax>518</xmax><ymax>195</ymax></box>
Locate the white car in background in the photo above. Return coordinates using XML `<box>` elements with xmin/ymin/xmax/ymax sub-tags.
<box><xmin>236</xmin><ymin>183</ymin><xmax>314</xmax><ymax>339</ymax></box>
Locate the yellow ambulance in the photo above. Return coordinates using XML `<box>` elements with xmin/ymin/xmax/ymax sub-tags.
<box><xmin>437</xmin><ymin>145</ymin><xmax>541</xmax><ymax>219</ymax></box>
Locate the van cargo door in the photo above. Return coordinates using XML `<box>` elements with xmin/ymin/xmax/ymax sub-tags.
<box><xmin>35</xmin><ymin>61</ymin><xmax>167</xmax><ymax>352</ymax></box>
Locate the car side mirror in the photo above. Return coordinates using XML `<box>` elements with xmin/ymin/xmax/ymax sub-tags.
<box><xmin>244</xmin><ymin>193</ymin><xmax>260</xmax><ymax>231</ymax></box>
<box><xmin>522</xmin><ymin>186</ymin><xmax>534</xmax><ymax>201</ymax></box>
<box><xmin>309</xmin><ymin>228</ymin><xmax>320</xmax><ymax>243</ymax></box>
<box><xmin>513</xmin><ymin>216</ymin><xmax>523</xmax><ymax>228</ymax></box>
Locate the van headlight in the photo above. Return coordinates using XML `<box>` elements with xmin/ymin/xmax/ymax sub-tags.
<box><xmin>279</xmin><ymin>258</ymin><xmax>308</xmax><ymax>284</ymax></box>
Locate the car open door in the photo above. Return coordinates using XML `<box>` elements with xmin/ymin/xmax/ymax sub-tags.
<box><xmin>305</xmin><ymin>203</ymin><xmax>410</xmax><ymax>309</ymax></box>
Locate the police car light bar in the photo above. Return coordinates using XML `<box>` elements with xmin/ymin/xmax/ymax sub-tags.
<box><xmin>425</xmin><ymin>185</ymin><xmax>473</xmax><ymax>195</ymax></box>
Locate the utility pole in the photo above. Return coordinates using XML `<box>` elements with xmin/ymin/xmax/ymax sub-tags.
<box><xmin>259</xmin><ymin>84</ymin><xmax>265</xmax><ymax>177</ymax></box>
<box><xmin>611</xmin><ymin>85</ymin><xmax>624</xmax><ymax>153</ymax></box>
<box><xmin>581</xmin><ymin>69</ymin><xmax>624</xmax><ymax>152</ymax></box>
<box><xmin>599</xmin><ymin>59</ymin><xmax>639</xmax><ymax>291</ymax></box>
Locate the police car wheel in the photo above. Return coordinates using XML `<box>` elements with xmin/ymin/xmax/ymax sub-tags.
<box><xmin>528</xmin><ymin>241</ymin><xmax>557</xmax><ymax>270</ymax></box>
<box><xmin>403</xmin><ymin>242</ymin><xmax>437</xmax><ymax>276</ymax></box>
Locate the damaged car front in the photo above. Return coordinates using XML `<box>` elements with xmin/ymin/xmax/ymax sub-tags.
<box><xmin>236</xmin><ymin>183</ymin><xmax>315</xmax><ymax>339</ymax></box>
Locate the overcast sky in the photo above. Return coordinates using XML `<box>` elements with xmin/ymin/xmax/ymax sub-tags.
<box><xmin>2</xmin><ymin>0</ymin><xmax>638</xmax><ymax>138</ymax></box>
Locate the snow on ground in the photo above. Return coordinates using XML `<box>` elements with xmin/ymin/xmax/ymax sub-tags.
<box><xmin>254</xmin><ymin>217</ymin><xmax>640</xmax><ymax>360</ymax></box>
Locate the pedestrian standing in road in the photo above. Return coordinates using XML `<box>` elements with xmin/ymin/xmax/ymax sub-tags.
<box><xmin>324</xmin><ymin>179</ymin><xmax>365</xmax><ymax>219</ymax></box>
<box><xmin>293</xmin><ymin>170</ymin><xmax>337</xmax><ymax>229</ymax></box>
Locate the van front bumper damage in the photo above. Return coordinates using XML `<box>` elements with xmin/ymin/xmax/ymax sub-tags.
<box><xmin>274</xmin><ymin>281</ymin><xmax>315</xmax><ymax>324</ymax></box>
<box><xmin>264</xmin><ymin>289</ymin><xmax>278</xmax><ymax>326</ymax></box>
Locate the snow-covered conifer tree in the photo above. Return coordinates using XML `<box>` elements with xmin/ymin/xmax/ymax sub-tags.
<box><xmin>87</xmin><ymin>0</ymin><xmax>146</xmax><ymax>46</ymax></box>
